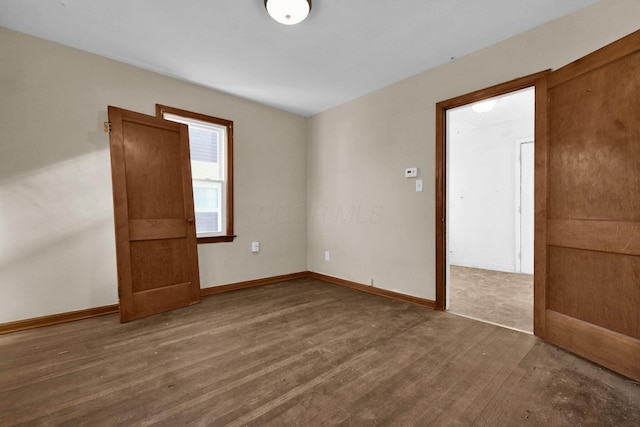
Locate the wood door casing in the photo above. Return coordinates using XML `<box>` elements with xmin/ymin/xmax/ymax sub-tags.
<box><xmin>108</xmin><ymin>106</ymin><xmax>200</xmax><ymax>322</ymax></box>
<box><xmin>434</xmin><ymin>71</ymin><xmax>549</xmax><ymax>310</ymax></box>
<box><xmin>537</xmin><ymin>30</ymin><xmax>640</xmax><ymax>380</ymax></box>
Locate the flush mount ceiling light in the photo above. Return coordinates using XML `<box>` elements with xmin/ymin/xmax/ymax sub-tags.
<box><xmin>265</xmin><ymin>0</ymin><xmax>312</xmax><ymax>25</ymax></box>
<box><xmin>471</xmin><ymin>99</ymin><xmax>498</xmax><ymax>113</ymax></box>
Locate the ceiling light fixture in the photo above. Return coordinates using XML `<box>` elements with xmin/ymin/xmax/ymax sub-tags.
<box><xmin>471</xmin><ymin>99</ymin><xmax>498</xmax><ymax>113</ymax></box>
<box><xmin>265</xmin><ymin>0</ymin><xmax>312</xmax><ymax>25</ymax></box>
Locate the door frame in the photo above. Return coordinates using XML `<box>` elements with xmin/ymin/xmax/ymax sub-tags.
<box><xmin>434</xmin><ymin>71</ymin><xmax>549</xmax><ymax>320</ymax></box>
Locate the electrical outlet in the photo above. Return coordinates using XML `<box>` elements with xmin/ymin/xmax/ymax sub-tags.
<box><xmin>325</xmin><ymin>251</ymin><xmax>330</xmax><ymax>261</ymax></box>
<box><xmin>251</xmin><ymin>241</ymin><xmax>260</xmax><ymax>252</ymax></box>
<box><xmin>405</xmin><ymin>167</ymin><xmax>418</xmax><ymax>178</ymax></box>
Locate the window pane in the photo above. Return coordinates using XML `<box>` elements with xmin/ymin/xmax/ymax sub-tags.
<box><xmin>193</xmin><ymin>182</ymin><xmax>221</xmax><ymax>235</ymax></box>
<box><xmin>191</xmin><ymin>160</ymin><xmax>221</xmax><ymax>182</ymax></box>
<box><xmin>195</xmin><ymin>212</ymin><xmax>220</xmax><ymax>234</ymax></box>
<box><xmin>161</xmin><ymin>109</ymin><xmax>230</xmax><ymax>239</ymax></box>
<box><xmin>189</xmin><ymin>126</ymin><xmax>222</xmax><ymax>181</ymax></box>
<box><xmin>193</xmin><ymin>186</ymin><xmax>219</xmax><ymax>210</ymax></box>
<box><xmin>189</xmin><ymin>127</ymin><xmax>218</xmax><ymax>163</ymax></box>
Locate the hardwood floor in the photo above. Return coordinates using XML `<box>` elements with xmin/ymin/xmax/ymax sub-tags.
<box><xmin>1</xmin><ymin>278</ymin><xmax>638</xmax><ymax>426</ymax></box>
<box><xmin>450</xmin><ymin>265</ymin><xmax>533</xmax><ymax>333</ymax></box>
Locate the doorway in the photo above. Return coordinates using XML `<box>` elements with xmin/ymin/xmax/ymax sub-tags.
<box><xmin>436</xmin><ymin>30</ymin><xmax>640</xmax><ymax>381</ymax></box>
<box><xmin>446</xmin><ymin>88</ymin><xmax>535</xmax><ymax>332</ymax></box>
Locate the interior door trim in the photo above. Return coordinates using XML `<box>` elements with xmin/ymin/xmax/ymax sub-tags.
<box><xmin>434</xmin><ymin>70</ymin><xmax>550</xmax><ymax>312</ymax></box>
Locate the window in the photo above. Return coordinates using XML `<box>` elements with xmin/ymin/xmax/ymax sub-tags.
<box><xmin>157</xmin><ymin>105</ymin><xmax>234</xmax><ymax>243</ymax></box>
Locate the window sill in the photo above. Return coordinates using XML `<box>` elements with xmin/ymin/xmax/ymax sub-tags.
<box><xmin>197</xmin><ymin>235</ymin><xmax>236</xmax><ymax>244</ymax></box>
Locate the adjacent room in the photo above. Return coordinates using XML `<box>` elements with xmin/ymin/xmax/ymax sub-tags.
<box><xmin>447</xmin><ymin>88</ymin><xmax>535</xmax><ymax>333</ymax></box>
<box><xmin>1</xmin><ymin>0</ymin><xmax>639</xmax><ymax>425</ymax></box>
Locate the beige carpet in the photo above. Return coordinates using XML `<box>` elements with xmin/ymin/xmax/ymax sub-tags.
<box><xmin>449</xmin><ymin>265</ymin><xmax>533</xmax><ymax>333</ymax></box>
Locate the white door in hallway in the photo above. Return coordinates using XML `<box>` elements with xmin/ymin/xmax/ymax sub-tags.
<box><xmin>520</xmin><ymin>141</ymin><xmax>534</xmax><ymax>274</ymax></box>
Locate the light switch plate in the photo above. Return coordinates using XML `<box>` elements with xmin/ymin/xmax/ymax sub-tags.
<box><xmin>416</xmin><ymin>179</ymin><xmax>423</xmax><ymax>192</ymax></box>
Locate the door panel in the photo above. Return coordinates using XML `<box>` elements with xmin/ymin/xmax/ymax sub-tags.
<box><xmin>108</xmin><ymin>106</ymin><xmax>200</xmax><ymax>322</ymax></box>
<box><xmin>547</xmin><ymin>51</ymin><xmax>640</xmax><ymax>221</ymax></box>
<box><xmin>123</xmin><ymin>121</ymin><xmax>186</xmax><ymax>220</ymax></box>
<box><xmin>130</xmin><ymin>239</ymin><xmax>191</xmax><ymax>292</ymax></box>
<box><xmin>538</xmin><ymin>30</ymin><xmax>640</xmax><ymax>380</ymax></box>
<box><xmin>547</xmin><ymin>246</ymin><xmax>639</xmax><ymax>338</ymax></box>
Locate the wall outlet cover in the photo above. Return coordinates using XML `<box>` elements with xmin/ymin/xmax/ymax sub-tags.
<box><xmin>405</xmin><ymin>167</ymin><xmax>418</xmax><ymax>178</ymax></box>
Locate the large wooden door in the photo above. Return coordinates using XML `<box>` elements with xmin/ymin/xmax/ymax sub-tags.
<box><xmin>108</xmin><ymin>106</ymin><xmax>200</xmax><ymax>322</ymax></box>
<box><xmin>535</xmin><ymin>30</ymin><xmax>640</xmax><ymax>380</ymax></box>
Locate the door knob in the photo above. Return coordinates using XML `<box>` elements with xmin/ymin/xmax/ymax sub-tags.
<box><xmin>187</xmin><ymin>218</ymin><xmax>194</xmax><ymax>224</ymax></box>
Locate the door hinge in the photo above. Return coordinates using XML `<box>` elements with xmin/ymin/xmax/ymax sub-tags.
<box><xmin>104</xmin><ymin>121</ymin><xmax>112</xmax><ymax>134</ymax></box>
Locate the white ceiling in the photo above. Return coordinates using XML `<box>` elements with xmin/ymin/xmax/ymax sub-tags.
<box><xmin>0</xmin><ymin>0</ymin><xmax>600</xmax><ymax>117</ymax></box>
<box><xmin>450</xmin><ymin>87</ymin><xmax>535</xmax><ymax>134</ymax></box>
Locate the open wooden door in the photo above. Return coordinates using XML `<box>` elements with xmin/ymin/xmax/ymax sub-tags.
<box><xmin>535</xmin><ymin>30</ymin><xmax>640</xmax><ymax>380</ymax></box>
<box><xmin>108</xmin><ymin>106</ymin><xmax>201</xmax><ymax>322</ymax></box>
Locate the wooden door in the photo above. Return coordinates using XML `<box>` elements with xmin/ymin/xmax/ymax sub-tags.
<box><xmin>535</xmin><ymin>30</ymin><xmax>640</xmax><ymax>380</ymax></box>
<box><xmin>108</xmin><ymin>106</ymin><xmax>201</xmax><ymax>322</ymax></box>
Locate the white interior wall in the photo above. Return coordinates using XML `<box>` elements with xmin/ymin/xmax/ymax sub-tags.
<box><xmin>307</xmin><ymin>0</ymin><xmax>640</xmax><ymax>300</ymax></box>
<box><xmin>0</xmin><ymin>27</ymin><xmax>308</xmax><ymax>324</ymax></box>
<box><xmin>448</xmin><ymin>92</ymin><xmax>534</xmax><ymax>272</ymax></box>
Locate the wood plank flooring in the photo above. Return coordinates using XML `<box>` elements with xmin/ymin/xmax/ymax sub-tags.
<box><xmin>1</xmin><ymin>278</ymin><xmax>638</xmax><ymax>426</ymax></box>
<box><xmin>450</xmin><ymin>265</ymin><xmax>534</xmax><ymax>333</ymax></box>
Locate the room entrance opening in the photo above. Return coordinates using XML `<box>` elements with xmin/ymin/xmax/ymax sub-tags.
<box><xmin>445</xmin><ymin>88</ymin><xmax>535</xmax><ymax>333</ymax></box>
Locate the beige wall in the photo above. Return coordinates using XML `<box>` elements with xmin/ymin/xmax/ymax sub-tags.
<box><xmin>2</xmin><ymin>0</ymin><xmax>639</xmax><ymax>324</ymax></box>
<box><xmin>0</xmin><ymin>27</ymin><xmax>308</xmax><ymax>323</ymax></box>
<box><xmin>307</xmin><ymin>0</ymin><xmax>640</xmax><ymax>300</ymax></box>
